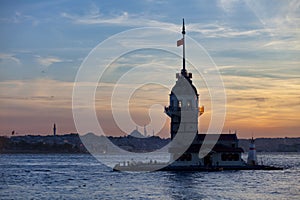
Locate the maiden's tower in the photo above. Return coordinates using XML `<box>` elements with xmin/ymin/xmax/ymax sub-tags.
<box><xmin>113</xmin><ymin>19</ymin><xmax>282</xmax><ymax>171</ymax></box>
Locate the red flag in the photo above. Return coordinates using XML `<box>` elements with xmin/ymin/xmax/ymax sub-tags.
<box><xmin>177</xmin><ymin>38</ymin><xmax>184</xmax><ymax>47</ymax></box>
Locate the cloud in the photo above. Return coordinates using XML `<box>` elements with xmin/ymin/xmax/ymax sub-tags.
<box><xmin>188</xmin><ymin>23</ymin><xmax>264</xmax><ymax>38</ymax></box>
<box><xmin>0</xmin><ymin>53</ymin><xmax>21</xmax><ymax>65</ymax></box>
<box><xmin>61</xmin><ymin>8</ymin><xmax>267</xmax><ymax>39</ymax></box>
<box><xmin>0</xmin><ymin>1</ymin><xmax>299</xmax><ymax>137</ymax></box>
<box><xmin>62</xmin><ymin>11</ymin><xmax>128</xmax><ymax>25</ymax></box>
<box><xmin>222</xmin><ymin>74</ymin><xmax>300</xmax><ymax>133</ymax></box>
<box><xmin>61</xmin><ymin>10</ymin><xmax>180</xmax><ymax>31</ymax></box>
<box><xmin>59</xmin><ymin>1</ymin><xmax>298</xmax><ymax>41</ymax></box>
<box><xmin>262</xmin><ymin>39</ymin><xmax>300</xmax><ymax>50</ymax></box>
<box><xmin>215</xmin><ymin>0</ymin><xmax>300</xmax><ymax>49</ymax></box>
<box><xmin>0</xmin><ymin>79</ymin><xmax>73</xmax><ymax>109</ymax></box>
<box><xmin>0</xmin><ymin>11</ymin><xmax>39</xmax><ymax>26</ymax></box>
<box><xmin>244</xmin><ymin>0</ymin><xmax>300</xmax><ymax>47</ymax></box>
<box><xmin>0</xmin><ymin>79</ymin><xmax>77</xmax><ymax>135</ymax></box>
<box><xmin>218</xmin><ymin>0</ymin><xmax>240</xmax><ymax>13</ymax></box>
<box><xmin>35</xmin><ymin>55</ymin><xmax>63</xmax><ymax>67</ymax></box>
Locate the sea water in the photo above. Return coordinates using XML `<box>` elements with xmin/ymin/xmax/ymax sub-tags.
<box><xmin>1</xmin><ymin>153</ymin><xmax>299</xmax><ymax>199</ymax></box>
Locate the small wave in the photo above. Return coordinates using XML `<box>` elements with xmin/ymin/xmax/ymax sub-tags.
<box><xmin>33</xmin><ymin>169</ymin><xmax>51</xmax><ymax>172</ymax></box>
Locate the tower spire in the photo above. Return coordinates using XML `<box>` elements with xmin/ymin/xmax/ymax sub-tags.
<box><xmin>181</xmin><ymin>18</ymin><xmax>186</xmax><ymax>74</ymax></box>
<box><xmin>182</xmin><ymin>18</ymin><xmax>186</xmax><ymax>34</ymax></box>
<box><xmin>176</xmin><ymin>19</ymin><xmax>191</xmax><ymax>79</ymax></box>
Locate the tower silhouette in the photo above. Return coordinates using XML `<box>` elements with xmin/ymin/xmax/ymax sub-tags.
<box><xmin>165</xmin><ymin>19</ymin><xmax>204</xmax><ymax>140</ymax></box>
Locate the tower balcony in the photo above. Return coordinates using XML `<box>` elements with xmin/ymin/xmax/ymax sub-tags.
<box><xmin>164</xmin><ymin>106</ymin><xmax>181</xmax><ymax>117</ymax></box>
<box><xmin>199</xmin><ymin>106</ymin><xmax>204</xmax><ymax>116</ymax></box>
<box><xmin>165</xmin><ymin>106</ymin><xmax>201</xmax><ymax>117</ymax></box>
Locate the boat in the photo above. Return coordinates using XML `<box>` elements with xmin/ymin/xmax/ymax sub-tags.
<box><xmin>113</xmin><ymin>19</ymin><xmax>283</xmax><ymax>172</ymax></box>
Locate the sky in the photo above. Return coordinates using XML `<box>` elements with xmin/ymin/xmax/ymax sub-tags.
<box><xmin>0</xmin><ymin>0</ymin><xmax>299</xmax><ymax>138</ymax></box>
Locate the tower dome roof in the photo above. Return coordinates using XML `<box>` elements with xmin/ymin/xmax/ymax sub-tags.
<box><xmin>171</xmin><ymin>75</ymin><xmax>198</xmax><ymax>97</ymax></box>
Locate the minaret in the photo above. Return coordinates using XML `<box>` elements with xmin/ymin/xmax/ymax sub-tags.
<box><xmin>165</xmin><ymin>19</ymin><xmax>204</xmax><ymax>141</ymax></box>
<box><xmin>53</xmin><ymin>123</ymin><xmax>56</xmax><ymax>136</ymax></box>
<box><xmin>144</xmin><ymin>125</ymin><xmax>147</xmax><ymax>137</ymax></box>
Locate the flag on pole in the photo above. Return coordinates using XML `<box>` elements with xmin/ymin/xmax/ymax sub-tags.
<box><xmin>177</xmin><ymin>38</ymin><xmax>184</xmax><ymax>47</ymax></box>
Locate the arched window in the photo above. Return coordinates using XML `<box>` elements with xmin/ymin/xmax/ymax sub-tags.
<box><xmin>178</xmin><ymin>100</ymin><xmax>182</xmax><ymax>108</ymax></box>
<box><xmin>187</xmin><ymin>100</ymin><xmax>191</xmax><ymax>109</ymax></box>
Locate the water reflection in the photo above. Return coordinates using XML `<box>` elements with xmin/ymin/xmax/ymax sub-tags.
<box><xmin>163</xmin><ymin>172</ymin><xmax>207</xmax><ymax>199</ymax></box>
<box><xmin>0</xmin><ymin>153</ymin><xmax>299</xmax><ymax>199</ymax></box>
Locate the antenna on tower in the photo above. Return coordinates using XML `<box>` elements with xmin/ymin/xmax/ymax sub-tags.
<box><xmin>176</xmin><ymin>19</ymin><xmax>187</xmax><ymax>76</ymax></box>
<box><xmin>182</xmin><ymin>18</ymin><xmax>186</xmax><ymax>74</ymax></box>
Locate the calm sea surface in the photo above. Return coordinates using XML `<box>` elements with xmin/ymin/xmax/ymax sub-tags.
<box><xmin>1</xmin><ymin>153</ymin><xmax>299</xmax><ymax>200</ymax></box>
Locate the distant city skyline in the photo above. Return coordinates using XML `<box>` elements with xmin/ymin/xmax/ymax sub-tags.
<box><xmin>0</xmin><ymin>0</ymin><xmax>299</xmax><ymax>138</ymax></box>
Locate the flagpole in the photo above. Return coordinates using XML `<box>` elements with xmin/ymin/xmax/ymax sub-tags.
<box><xmin>182</xmin><ymin>18</ymin><xmax>186</xmax><ymax>73</ymax></box>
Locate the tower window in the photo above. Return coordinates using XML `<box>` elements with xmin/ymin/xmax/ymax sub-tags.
<box><xmin>187</xmin><ymin>100</ymin><xmax>191</xmax><ymax>108</ymax></box>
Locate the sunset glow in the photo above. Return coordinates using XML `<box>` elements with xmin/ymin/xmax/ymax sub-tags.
<box><xmin>0</xmin><ymin>1</ymin><xmax>299</xmax><ymax>138</ymax></box>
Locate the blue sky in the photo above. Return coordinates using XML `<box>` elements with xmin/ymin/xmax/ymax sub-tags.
<box><xmin>0</xmin><ymin>0</ymin><xmax>299</xmax><ymax>137</ymax></box>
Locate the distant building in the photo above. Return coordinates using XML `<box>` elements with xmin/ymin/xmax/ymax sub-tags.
<box><xmin>129</xmin><ymin>127</ymin><xmax>145</xmax><ymax>138</ymax></box>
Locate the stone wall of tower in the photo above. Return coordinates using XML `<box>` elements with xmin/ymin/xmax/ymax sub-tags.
<box><xmin>166</xmin><ymin>75</ymin><xmax>199</xmax><ymax>141</ymax></box>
